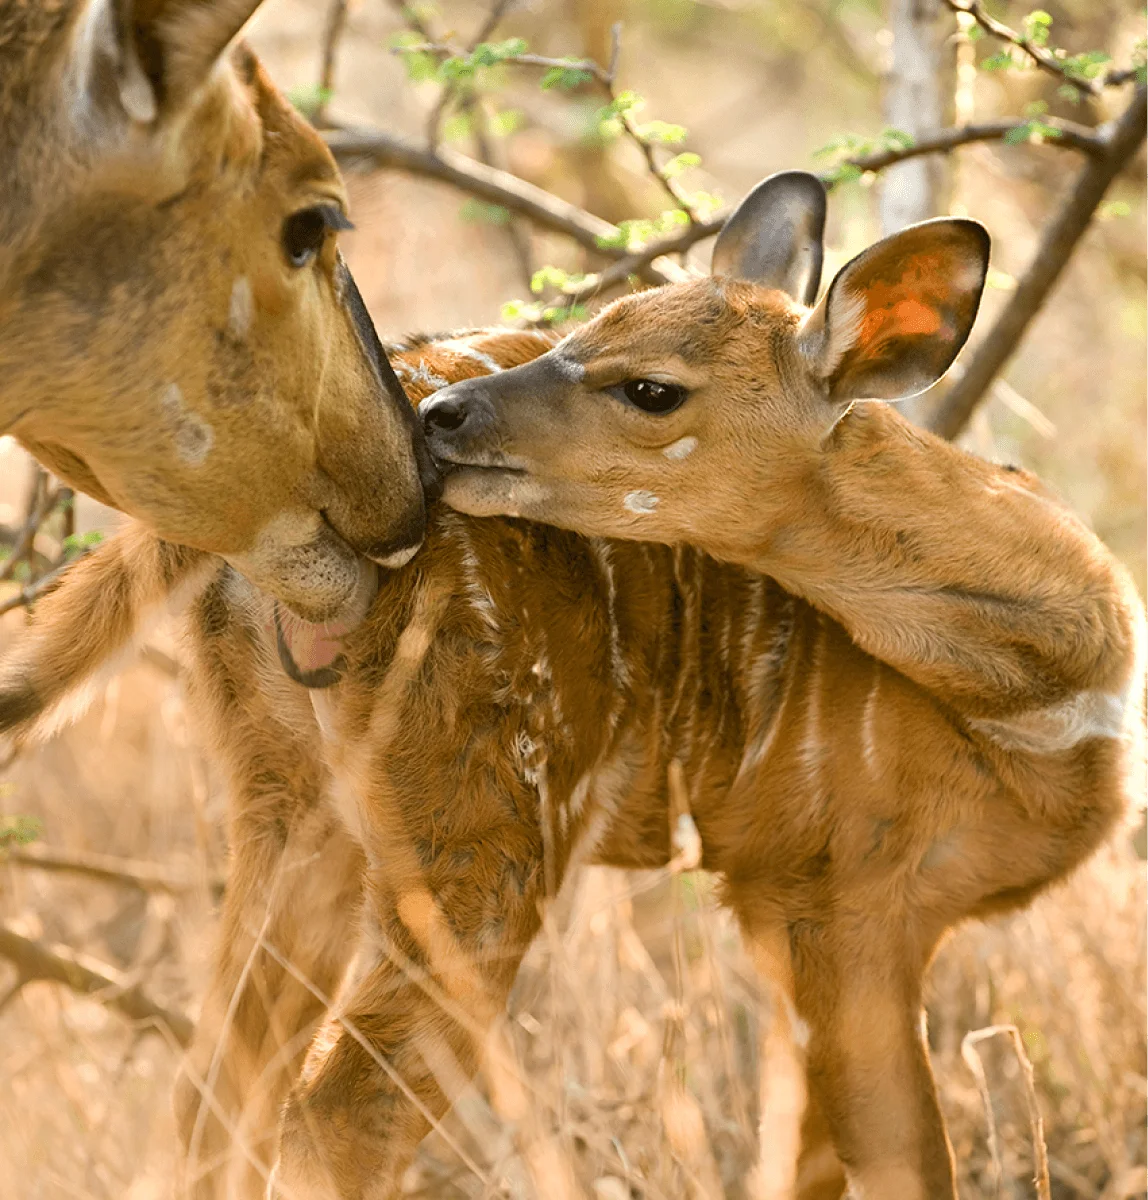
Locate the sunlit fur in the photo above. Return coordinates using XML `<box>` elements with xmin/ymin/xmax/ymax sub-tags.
<box><xmin>0</xmin><ymin>0</ymin><xmax>427</xmax><ymax>620</ymax></box>
<box><xmin>0</xmin><ymin>323</ymin><xmax>1143</xmax><ymax>1199</ymax></box>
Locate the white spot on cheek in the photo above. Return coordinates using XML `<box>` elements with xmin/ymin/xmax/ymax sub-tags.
<box><xmin>663</xmin><ymin>435</ymin><xmax>698</xmax><ymax>461</ymax></box>
<box><xmin>160</xmin><ymin>383</ymin><xmax>213</xmax><ymax>466</ymax></box>
<box><xmin>227</xmin><ymin>276</ymin><xmax>253</xmax><ymax>341</ymax></box>
<box><xmin>623</xmin><ymin>490</ymin><xmax>659</xmax><ymax>515</ymax></box>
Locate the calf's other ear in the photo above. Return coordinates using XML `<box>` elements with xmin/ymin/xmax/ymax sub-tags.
<box><xmin>710</xmin><ymin>170</ymin><xmax>827</xmax><ymax>306</ymax></box>
<box><xmin>799</xmin><ymin>218</ymin><xmax>990</xmax><ymax>403</ymax></box>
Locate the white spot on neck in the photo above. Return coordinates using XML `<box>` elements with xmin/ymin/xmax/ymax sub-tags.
<box><xmin>227</xmin><ymin>277</ymin><xmax>253</xmax><ymax>341</ymax></box>
<box><xmin>663</xmin><ymin>435</ymin><xmax>698</xmax><ymax>461</ymax></box>
<box><xmin>623</xmin><ymin>490</ymin><xmax>659</xmax><ymax>514</ymax></box>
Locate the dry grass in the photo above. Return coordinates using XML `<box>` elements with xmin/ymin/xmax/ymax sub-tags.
<box><xmin>0</xmin><ymin>602</ymin><xmax>1144</xmax><ymax>1199</ymax></box>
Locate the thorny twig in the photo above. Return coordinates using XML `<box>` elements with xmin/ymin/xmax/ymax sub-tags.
<box><xmin>941</xmin><ymin>0</ymin><xmax>1141</xmax><ymax>100</ymax></box>
<box><xmin>398</xmin><ymin>25</ymin><xmax>705</xmax><ymax>223</ymax></box>
<box><xmin>425</xmin><ymin>0</ymin><xmax>518</xmax><ymax>147</ymax></box>
<box><xmin>0</xmin><ymin>921</ymin><xmax>193</xmax><ymax>1046</ymax></box>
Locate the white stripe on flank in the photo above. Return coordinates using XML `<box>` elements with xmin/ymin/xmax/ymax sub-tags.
<box><xmin>798</xmin><ymin>617</ymin><xmax>825</xmax><ymax>784</ymax></box>
<box><xmin>861</xmin><ymin>665</ymin><xmax>881</xmax><ymax>777</ymax></box>
<box><xmin>437</xmin><ymin>340</ymin><xmax>504</xmax><ymax>374</ymax></box>
<box><xmin>407</xmin><ymin>360</ymin><xmax>450</xmax><ymax>392</ymax></box>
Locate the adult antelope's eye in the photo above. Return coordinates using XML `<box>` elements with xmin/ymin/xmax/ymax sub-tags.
<box><xmin>282</xmin><ymin>207</ymin><xmax>332</xmax><ymax>268</ymax></box>
<box><xmin>620</xmin><ymin>378</ymin><xmax>688</xmax><ymax>415</ymax></box>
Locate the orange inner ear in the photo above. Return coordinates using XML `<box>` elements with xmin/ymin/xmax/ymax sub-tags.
<box><xmin>854</xmin><ymin>252</ymin><xmax>958</xmax><ymax>349</ymax></box>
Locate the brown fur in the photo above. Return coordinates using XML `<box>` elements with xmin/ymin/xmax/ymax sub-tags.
<box><xmin>0</xmin><ymin>0</ymin><xmax>433</xmax><ymax>620</ymax></box>
<box><xmin>0</xmin><ymin>308</ymin><xmax>1142</xmax><ymax>1199</ymax></box>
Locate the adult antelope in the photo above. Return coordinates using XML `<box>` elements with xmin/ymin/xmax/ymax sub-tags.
<box><xmin>0</xmin><ymin>0</ymin><xmax>437</xmax><ymax>628</ymax></box>
<box><xmin>1</xmin><ymin>176</ymin><xmax>1142</xmax><ymax>1199</ymax></box>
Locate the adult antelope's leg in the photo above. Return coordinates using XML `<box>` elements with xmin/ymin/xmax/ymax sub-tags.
<box><xmin>175</xmin><ymin>580</ymin><xmax>364</xmax><ymax>1199</ymax></box>
<box><xmin>789</xmin><ymin>914</ymin><xmax>954</xmax><ymax>1200</ymax></box>
<box><xmin>270</xmin><ymin>822</ymin><xmax>548</xmax><ymax>1198</ymax></box>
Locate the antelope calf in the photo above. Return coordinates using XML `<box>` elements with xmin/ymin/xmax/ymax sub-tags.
<box><xmin>1</xmin><ymin>0</ymin><xmax>436</xmax><ymax>627</ymax></box>
<box><xmin>1</xmin><ymin>178</ymin><xmax>1142</xmax><ymax>1199</ymax></box>
<box><xmin>420</xmin><ymin>171</ymin><xmax>1145</xmax><ymax>1198</ymax></box>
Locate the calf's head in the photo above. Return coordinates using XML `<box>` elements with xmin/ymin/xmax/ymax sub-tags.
<box><xmin>0</xmin><ymin>0</ymin><xmax>437</xmax><ymax>619</ymax></box>
<box><xmin>422</xmin><ymin>171</ymin><xmax>989</xmax><ymax>564</ymax></box>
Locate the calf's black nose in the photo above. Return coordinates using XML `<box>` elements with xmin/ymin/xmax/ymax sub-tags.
<box><xmin>422</xmin><ymin>393</ymin><xmax>470</xmax><ymax>434</ymax></box>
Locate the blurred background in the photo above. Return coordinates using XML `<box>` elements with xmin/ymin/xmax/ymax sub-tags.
<box><xmin>1</xmin><ymin>1</ymin><xmax>1144</xmax><ymax>1197</ymax></box>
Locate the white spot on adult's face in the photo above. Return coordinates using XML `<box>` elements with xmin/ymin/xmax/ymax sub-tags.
<box><xmin>548</xmin><ymin>355</ymin><xmax>585</xmax><ymax>382</ymax></box>
<box><xmin>663</xmin><ymin>436</ymin><xmax>698</xmax><ymax>461</ymax></box>
<box><xmin>623</xmin><ymin>490</ymin><xmax>659</xmax><ymax>514</ymax></box>
<box><xmin>227</xmin><ymin>277</ymin><xmax>254</xmax><ymax>341</ymax></box>
<box><xmin>161</xmin><ymin>383</ymin><xmax>214</xmax><ymax>466</ymax></box>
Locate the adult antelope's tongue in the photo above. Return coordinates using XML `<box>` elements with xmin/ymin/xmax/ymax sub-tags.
<box><xmin>274</xmin><ymin>560</ymin><xmax>379</xmax><ymax>689</ymax></box>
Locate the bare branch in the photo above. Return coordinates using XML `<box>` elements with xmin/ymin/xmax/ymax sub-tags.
<box><xmin>842</xmin><ymin>117</ymin><xmax>1105</xmax><ymax>174</ymax></box>
<box><xmin>0</xmin><ymin>921</ymin><xmax>194</xmax><ymax>1046</ymax></box>
<box><xmin>0</xmin><ymin>547</ymin><xmax>90</xmax><ymax>616</ymax></box>
<box><xmin>942</xmin><ymin>0</ymin><xmax>1137</xmax><ymax>100</ymax></box>
<box><xmin>316</xmin><ymin>0</ymin><xmax>351</xmax><ymax>127</ymax></box>
<box><xmin>930</xmin><ymin>86</ymin><xmax>1146</xmax><ymax>441</ymax></box>
<box><xmin>325</xmin><ymin>126</ymin><xmax>673</xmax><ymax>284</ymax></box>
<box><xmin>0</xmin><ymin>470</ymin><xmax>57</xmax><ymax>584</ymax></box>
<box><xmin>5</xmin><ymin>844</ymin><xmax>224</xmax><ymax>899</ymax></box>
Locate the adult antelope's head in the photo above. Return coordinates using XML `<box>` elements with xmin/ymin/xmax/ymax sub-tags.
<box><xmin>422</xmin><ymin>172</ymin><xmax>990</xmax><ymax>565</ymax></box>
<box><xmin>0</xmin><ymin>0</ymin><xmax>438</xmax><ymax>621</ymax></box>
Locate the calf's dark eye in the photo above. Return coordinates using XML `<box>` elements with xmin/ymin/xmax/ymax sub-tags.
<box><xmin>619</xmin><ymin>379</ymin><xmax>688</xmax><ymax>415</ymax></box>
<box><xmin>283</xmin><ymin>208</ymin><xmax>331</xmax><ymax>268</ymax></box>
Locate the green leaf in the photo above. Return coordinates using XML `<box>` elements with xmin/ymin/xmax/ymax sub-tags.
<box><xmin>1098</xmin><ymin>199</ymin><xmax>1131</xmax><ymax>219</ymax></box>
<box><xmin>459</xmin><ymin>199</ymin><xmax>511</xmax><ymax>226</ymax></box>
<box><xmin>489</xmin><ymin>108</ymin><xmax>525</xmax><ymax>137</ymax></box>
<box><xmin>1022</xmin><ymin>99</ymin><xmax>1049</xmax><ymax>117</ymax></box>
<box><xmin>470</xmin><ymin>37</ymin><xmax>528</xmax><ymax>67</ymax></box>
<box><xmin>286</xmin><ymin>84</ymin><xmax>333</xmax><ymax>119</ymax></box>
<box><xmin>822</xmin><ymin>162</ymin><xmax>863</xmax><ymax>186</ymax></box>
<box><xmin>1022</xmin><ymin>10</ymin><xmax>1052</xmax><ymax>47</ymax></box>
<box><xmin>634</xmin><ymin>119</ymin><xmax>688</xmax><ymax>145</ymax></box>
<box><xmin>62</xmin><ymin>531</ymin><xmax>103</xmax><ymax>558</ymax></box>
<box><xmin>880</xmin><ymin>127</ymin><xmax>915</xmax><ymax>151</ymax></box>
<box><xmin>981</xmin><ymin>50</ymin><xmax>1016</xmax><ymax>72</ymax></box>
<box><xmin>442</xmin><ymin>112</ymin><xmax>473</xmax><ymax>142</ymax></box>
<box><xmin>0</xmin><ymin>814</ymin><xmax>43</xmax><ymax>850</ymax></box>
<box><xmin>540</xmin><ymin>63</ymin><xmax>594</xmax><ymax>91</ymax></box>
<box><xmin>662</xmin><ymin>151</ymin><xmax>701</xmax><ymax>178</ymax></box>
<box><xmin>1061</xmin><ymin>49</ymin><xmax>1110</xmax><ymax>82</ymax></box>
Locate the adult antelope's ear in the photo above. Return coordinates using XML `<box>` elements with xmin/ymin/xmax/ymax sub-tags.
<box><xmin>69</xmin><ymin>0</ymin><xmax>263</xmax><ymax>126</ymax></box>
<box><xmin>710</xmin><ymin>171</ymin><xmax>827</xmax><ymax>306</ymax></box>
<box><xmin>799</xmin><ymin>218</ymin><xmax>990</xmax><ymax>403</ymax></box>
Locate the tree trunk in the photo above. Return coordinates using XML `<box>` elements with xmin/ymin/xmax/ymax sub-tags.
<box><xmin>881</xmin><ymin>0</ymin><xmax>951</xmax><ymax>424</ymax></box>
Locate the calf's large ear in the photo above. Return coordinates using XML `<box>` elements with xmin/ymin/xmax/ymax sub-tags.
<box><xmin>799</xmin><ymin>218</ymin><xmax>991</xmax><ymax>403</ymax></box>
<box><xmin>710</xmin><ymin>170</ymin><xmax>827</xmax><ymax>306</ymax></box>
<box><xmin>69</xmin><ymin>0</ymin><xmax>263</xmax><ymax>127</ymax></box>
